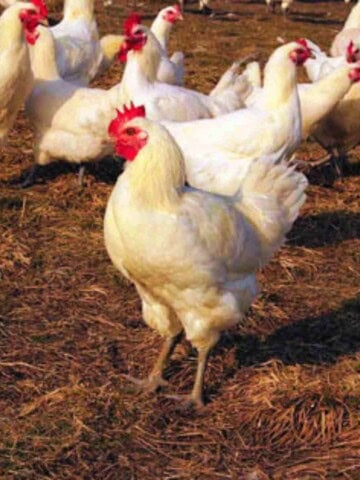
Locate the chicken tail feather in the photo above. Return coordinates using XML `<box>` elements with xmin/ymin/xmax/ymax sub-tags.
<box><xmin>236</xmin><ymin>158</ymin><xmax>308</xmax><ymax>264</ymax></box>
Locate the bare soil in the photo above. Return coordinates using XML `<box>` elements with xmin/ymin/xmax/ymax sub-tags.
<box><xmin>0</xmin><ymin>1</ymin><xmax>359</xmax><ymax>479</ymax></box>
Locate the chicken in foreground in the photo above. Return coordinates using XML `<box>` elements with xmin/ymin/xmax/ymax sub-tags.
<box><xmin>117</xmin><ymin>13</ymin><xmax>248</xmax><ymax>122</ymax></box>
<box><xmin>161</xmin><ymin>40</ymin><xmax>311</xmax><ymax>196</ymax></box>
<box><xmin>150</xmin><ymin>4</ymin><xmax>184</xmax><ymax>85</ymax></box>
<box><xmin>0</xmin><ymin>0</ymin><xmax>47</xmax><ymax>147</ymax></box>
<box><xmin>104</xmin><ymin>104</ymin><xmax>308</xmax><ymax>407</ymax></box>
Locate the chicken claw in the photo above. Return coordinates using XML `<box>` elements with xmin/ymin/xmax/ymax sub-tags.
<box><xmin>123</xmin><ymin>374</ymin><xmax>168</xmax><ymax>393</ymax></box>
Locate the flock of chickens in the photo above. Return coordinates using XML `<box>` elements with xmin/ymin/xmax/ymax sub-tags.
<box><xmin>1</xmin><ymin>0</ymin><xmax>359</xmax><ymax>408</ymax></box>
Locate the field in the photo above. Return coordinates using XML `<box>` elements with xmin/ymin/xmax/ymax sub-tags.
<box><xmin>1</xmin><ymin>0</ymin><xmax>360</xmax><ymax>478</ymax></box>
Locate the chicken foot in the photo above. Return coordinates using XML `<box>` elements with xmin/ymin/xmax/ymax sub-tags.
<box><xmin>125</xmin><ymin>334</ymin><xmax>181</xmax><ymax>393</ymax></box>
<box><xmin>306</xmin><ymin>147</ymin><xmax>346</xmax><ymax>178</ymax></box>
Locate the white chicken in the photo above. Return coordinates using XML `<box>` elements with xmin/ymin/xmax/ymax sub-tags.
<box><xmin>150</xmin><ymin>4</ymin><xmax>184</xmax><ymax>85</ymax></box>
<box><xmin>265</xmin><ymin>0</ymin><xmax>293</xmax><ymax>16</ymax></box>
<box><xmin>24</xmin><ymin>17</ymin><xmax>243</xmax><ymax>187</ymax></box>
<box><xmin>303</xmin><ymin>39</ymin><xmax>359</xmax><ymax>82</ymax></box>
<box><xmin>179</xmin><ymin>0</ymin><xmax>212</xmax><ymax>15</ymax></box>
<box><xmin>160</xmin><ymin>40</ymin><xmax>311</xmax><ymax>196</ymax></box>
<box><xmin>331</xmin><ymin>0</ymin><xmax>360</xmax><ymax>57</ymax></box>
<box><xmin>299</xmin><ymin>40</ymin><xmax>360</xmax><ymax>172</ymax></box>
<box><xmin>299</xmin><ymin>62</ymin><xmax>360</xmax><ymax>139</ymax></box>
<box><xmin>24</xmin><ymin>26</ymin><xmax>122</xmax><ymax>186</ymax></box>
<box><xmin>50</xmin><ymin>0</ymin><xmax>102</xmax><ymax>85</ymax></box>
<box><xmin>0</xmin><ymin>0</ymin><xmax>47</xmax><ymax>146</ymax></box>
<box><xmin>310</xmin><ymin>78</ymin><xmax>360</xmax><ymax>174</ymax></box>
<box><xmin>239</xmin><ymin>50</ymin><xmax>360</xmax><ymax>139</ymax></box>
<box><xmin>104</xmin><ymin>104</ymin><xmax>308</xmax><ymax>407</ymax></box>
<box><xmin>117</xmin><ymin>13</ymin><xmax>249</xmax><ymax>122</ymax></box>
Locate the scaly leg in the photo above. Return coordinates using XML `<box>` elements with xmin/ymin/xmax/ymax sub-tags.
<box><xmin>125</xmin><ymin>334</ymin><xmax>181</xmax><ymax>393</ymax></box>
<box><xmin>78</xmin><ymin>164</ymin><xmax>86</xmax><ymax>187</ymax></box>
<box><xmin>167</xmin><ymin>344</ymin><xmax>212</xmax><ymax>409</ymax></box>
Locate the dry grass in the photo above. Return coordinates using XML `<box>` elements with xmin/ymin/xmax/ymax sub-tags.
<box><xmin>1</xmin><ymin>0</ymin><xmax>360</xmax><ymax>478</ymax></box>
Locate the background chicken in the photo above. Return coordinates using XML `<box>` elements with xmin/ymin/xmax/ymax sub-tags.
<box><xmin>265</xmin><ymin>0</ymin><xmax>293</xmax><ymax>16</ymax></box>
<box><xmin>310</xmin><ymin>78</ymin><xmax>360</xmax><ymax>175</ymax></box>
<box><xmin>305</xmin><ymin>38</ymin><xmax>360</xmax><ymax>82</ymax></box>
<box><xmin>150</xmin><ymin>4</ymin><xmax>184</xmax><ymax>85</ymax></box>
<box><xmin>0</xmin><ymin>0</ymin><xmax>47</xmax><ymax>147</ymax></box>
<box><xmin>238</xmin><ymin>48</ymin><xmax>360</xmax><ymax>140</ymax></box>
<box><xmin>161</xmin><ymin>40</ymin><xmax>311</xmax><ymax>196</ymax></box>
<box><xmin>50</xmin><ymin>0</ymin><xmax>102</xmax><ymax>85</ymax></box>
<box><xmin>331</xmin><ymin>0</ymin><xmax>360</xmax><ymax>57</ymax></box>
<box><xmin>118</xmin><ymin>14</ymin><xmax>250</xmax><ymax>122</ymax></box>
<box><xmin>104</xmin><ymin>104</ymin><xmax>308</xmax><ymax>407</ymax></box>
<box><xmin>299</xmin><ymin>62</ymin><xmax>360</xmax><ymax>139</ymax></box>
<box><xmin>24</xmin><ymin>25</ymin><xmax>122</xmax><ymax>186</ymax></box>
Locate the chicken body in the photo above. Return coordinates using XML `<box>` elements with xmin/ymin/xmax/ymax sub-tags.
<box><xmin>299</xmin><ymin>64</ymin><xmax>360</xmax><ymax>138</ymax></box>
<box><xmin>50</xmin><ymin>0</ymin><xmax>102</xmax><ymax>85</ymax></box>
<box><xmin>0</xmin><ymin>3</ymin><xmax>37</xmax><ymax>144</ymax></box>
<box><xmin>301</xmin><ymin>41</ymin><xmax>360</xmax><ymax>163</ymax></box>
<box><xmin>161</xmin><ymin>41</ymin><xmax>305</xmax><ymax>196</ymax></box>
<box><xmin>312</xmin><ymin>81</ymin><xmax>360</xmax><ymax>156</ymax></box>
<box><xmin>119</xmin><ymin>23</ymin><xmax>246</xmax><ymax>122</ymax></box>
<box><xmin>104</xmin><ymin>114</ymin><xmax>307</xmax><ymax>406</ymax></box>
<box><xmin>303</xmin><ymin>39</ymin><xmax>354</xmax><ymax>83</ymax></box>
<box><xmin>25</xmin><ymin>26</ymin><xmax>120</xmax><ymax>181</ymax></box>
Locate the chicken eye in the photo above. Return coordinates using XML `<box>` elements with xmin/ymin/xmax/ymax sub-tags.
<box><xmin>126</xmin><ymin>127</ymin><xmax>136</xmax><ymax>136</ymax></box>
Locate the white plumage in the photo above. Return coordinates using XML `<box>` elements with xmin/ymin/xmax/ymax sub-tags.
<box><xmin>104</xmin><ymin>112</ymin><xmax>307</xmax><ymax>406</ymax></box>
<box><xmin>50</xmin><ymin>0</ymin><xmax>102</xmax><ymax>85</ymax></box>
<box><xmin>161</xmin><ymin>41</ymin><xmax>306</xmax><ymax>196</ymax></box>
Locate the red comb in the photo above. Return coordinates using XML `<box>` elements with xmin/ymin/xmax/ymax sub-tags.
<box><xmin>346</xmin><ymin>40</ymin><xmax>357</xmax><ymax>61</ymax></box>
<box><xmin>108</xmin><ymin>103</ymin><xmax>146</xmax><ymax>137</ymax></box>
<box><xmin>173</xmin><ymin>4</ymin><xmax>181</xmax><ymax>13</ymax></box>
<box><xmin>31</xmin><ymin>0</ymin><xmax>48</xmax><ymax>18</ymax></box>
<box><xmin>296</xmin><ymin>38</ymin><xmax>308</xmax><ymax>48</ymax></box>
<box><xmin>124</xmin><ymin>13</ymin><xmax>142</xmax><ymax>36</ymax></box>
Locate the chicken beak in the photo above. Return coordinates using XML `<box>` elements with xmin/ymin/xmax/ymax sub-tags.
<box><xmin>40</xmin><ymin>18</ymin><xmax>49</xmax><ymax>26</ymax></box>
<box><xmin>178</xmin><ymin>13</ymin><xmax>184</xmax><ymax>20</ymax></box>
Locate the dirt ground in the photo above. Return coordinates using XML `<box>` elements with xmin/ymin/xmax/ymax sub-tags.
<box><xmin>1</xmin><ymin>0</ymin><xmax>360</xmax><ymax>478</ymax></box>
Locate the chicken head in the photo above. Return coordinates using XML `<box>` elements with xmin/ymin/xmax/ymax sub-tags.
<box><xmin>19</xmin><ymin>0</ymin><xmax>48</xmax><ymax>45</ymax></box>
<box><xmin>108</xmin><ymin>103</ymin><xmax>148</xmax><ymax>160</ymax></box>
<box><xmin>289</xmin><ymin>38</ymin><xmax>313</xmax><ymax>66</ymax></box>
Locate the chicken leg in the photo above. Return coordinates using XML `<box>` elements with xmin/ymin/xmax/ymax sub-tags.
<box><xmin>125</xmin><ymin>334</ymin><xmax>181</xmax><ymax>393</ymax></box>
<box><xmin>167</xmin><ymin>344</ymin><xmax>212</xmax><ymax>409</ymax></box>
